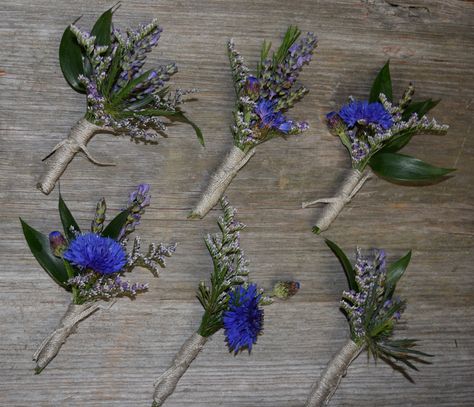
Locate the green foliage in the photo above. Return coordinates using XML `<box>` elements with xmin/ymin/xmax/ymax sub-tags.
<box><xmin>20</xmin><ymin>218</ymin><xmax>70</xmax><ymax>289</ymax></box>
<box><xmin>402</xmin><ymin>99</ymin><xmax>440</xmax><ymax>121</ymax></box>
<box><xmin>90</xmin><ymin>4</ymin><xmax>117</xmax><ymax>47</ymax></box>
<box><xmin>325</xmin><ymin>239</ymin><xmax>356</xmax><ymax>291</ymax></box>
<box><xmin>273</xmin><ymin>26</ymin><xmax>301</xmax><ymax>67</ymax></box>
<box><xmin>101</xmin><ymin>209</ymin><xmax>130</xmax><ymax>239</ymax></box>
<box><xmin>58</xmin><ymin>194</ymin><xmax>81</xmax><ymax>240</ymax></box>
<box><xmin>369</xmin><ymin>152</ymin><xmax>454</xmax><ymax>182</ymax></box>
<box><xmin>197</xmin><ymin>199</ymin><xmax>248</xmax><ymax>337</ymax></box>
<box><xmin>59</xmin><ymin>23</ymin><xmax>86</xmax><ymax>93</ymax></box>
<box><xmin>369</xmin><ymin>60</ymin><xmax>392</xmax><ymax>102</ymax></box>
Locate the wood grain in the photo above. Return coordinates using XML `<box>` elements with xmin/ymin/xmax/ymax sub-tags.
<box><xmin>1</xmin><ymin>0</ymin><xmax>473</xmax><ymax>405</ymax></box>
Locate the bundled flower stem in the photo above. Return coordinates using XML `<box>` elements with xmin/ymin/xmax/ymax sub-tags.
<box><xmin>153</xmin><ymin>198</ymin><xmax>287</xmax><ymax>406</ymax></box>
<box><xmin>303</xmin><ymin>61</ymin><xmax>452</xmax><ymax>234</ymax></box>
<box><xmin>305</xmin><ymin>240</ymin><xmax>432</xmax><ymax>406</ymax></box>
<box><xmin>38</xmin><ymin>4</ymin><xmax>202</xmax><ymax>194</ymax></box>
<box><xmin>190</xmin><ymin>26</ymin><xmax>317</xmax><ymax>218</ymax></box>
<box><xmin>21</xmin><ymin>184</ymin><xmax>175</xmax><ymax>373</ymax></box>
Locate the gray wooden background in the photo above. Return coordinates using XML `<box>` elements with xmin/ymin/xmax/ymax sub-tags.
<box><xmin>1</xmin><ymin>0</ymin><xmax>473</xmax><ymax>405</ymax></box>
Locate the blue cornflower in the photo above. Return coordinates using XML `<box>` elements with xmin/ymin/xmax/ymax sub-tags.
<box><xmin>64</xmin><ymin>233</ymin><xmax>126</xmax><ymax>275</ymax></box>
<box><xmin>223</xmin><ymin>284</ymin><xmax>264</xmax><ymax>353</ymax></box>
<box><xmin>338</xmin><ymin>100</ymin><xmax>393</xmax><ymax>129</ymax></box>
<box><xmin>254</xmin><ymin>99</ymin><xmax>293</xmax><ymax>133</ymax></box>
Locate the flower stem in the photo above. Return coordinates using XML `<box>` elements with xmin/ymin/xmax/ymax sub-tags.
<box><xmin>189</xmin><ymin>145</ymin><xmax>255</xmax><ymax>219</ymax></box>
<box><xmin>306</xmin><ymin>339</ymin><xmax>363</xmax><ymax>407</ymax></box>
<box><xmin>302</xmin><ymin>168</ymin><xmax>372</xmax><ymax>233</ymax></box>
<box><xmin>152</xmin><ymin>332</ymin><xmax>208</xmax><ymax>406</ymax></box>
<box><xmin>33</xmin><ymin>301</ymin><xmax>100</xmax><ymax>373</ymax></box>
<box><xmin>37</xmin><ymin>118</ymin><xmax>114</xmax><ymax>195</ymax></box>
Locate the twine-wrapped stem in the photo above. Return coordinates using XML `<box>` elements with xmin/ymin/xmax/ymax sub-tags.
<box><xmin>189</xmin><ymin>145</ymin><xmax>255</xmax><ymax>219</ymax></box>
<box><xmin>33</xmin><ymin>301</ymin><xmax>101</xmax><ymax>374</ymax></box>
<box><xmin>302</xmin><ymin>168</ymin><xmax>372</xmax><ymax>233</ymax></box>
<box><xmin>37</xmin><ymin>117</ymin><xmax>115</xmax><ymax>195</ymax></box>
<box><xmin>152</xmin><ymin>332</ymin><xmax>208</xmax><ymax>406</ymax></box>
<box><xmin>306</xmin><ymin>339</ymin><xmax>363</xmax><ymax>407</ymax></box>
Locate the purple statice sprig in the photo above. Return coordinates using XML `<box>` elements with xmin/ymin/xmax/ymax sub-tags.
<box><xmin>60</xmin><ymin>5</ymin><xmax>203</xmax><ymax>144</ymax></box>
<box><xmin>326</xmin><ymin>62</ymin><xmax>450</xmax><ymax>175</ymax></box>
<box><xmin>327</xmin><ymin>239</ymin><xmax>432</xmax><ymax>381</ymax></box>
<box><xmin>118</xmin><ymin>183</ymin><xmax>152</xmax><ymax>241</ymax></box>
<box><xmin>228</xmin><ymin>26</ymin><xmax>316</xmax><ymax>150</ymax></box>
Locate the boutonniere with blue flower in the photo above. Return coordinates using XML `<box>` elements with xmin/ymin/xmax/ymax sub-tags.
<box><xmin>302</xmin><ymin>61</ymin><xmax>453</xmax><ymax>233</ymax></box>
<box><xmin>152</xmin><ymin>198</ymin><xmax>299</xmax><ymax>406</ymax></box>
<box><xmin>20</xmin><ymin>184</ymin><xmax>176</xmax><ymax>373</ymax></box>
<box><xmin>190</xmin><ymin>27</ymin><xmax>317</xmax><ymax>218</ymax></box>
<box><xmin>38</xmin><ymin>4</ymin><xmax>203</xmax><ymax>195</ymax></box>
<box><xmin>305</xmin><ymin>240</ymin><xmax>431</xmax><ymax>406</ymax></box>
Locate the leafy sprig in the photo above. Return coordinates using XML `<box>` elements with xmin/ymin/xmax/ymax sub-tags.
<box><xmin>197</xmin><ymin>198</ymin><xmax>249</xmax><ymax>337</ymax></box>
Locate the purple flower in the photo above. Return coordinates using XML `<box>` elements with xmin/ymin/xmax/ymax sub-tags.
<box><xmin>338</xmin><ymin>100</ymin><xmax>393</xmax><ymax>129</ymax></box>
<box><xmin>64</xmin><ymin>233</ymin><xmax>126</xmax><ymax>275</ymax></box>
<box><xmin>223</xmin><ymin>284</ymin><xmax>264</xmax><ymax>353</ymax></box>
<box><xmin>119</xmin><ymin>183</ymin><xmax>151</xmax><ymax>240</ymax></box>
<box><xmin>244</xmin><ymin>76</ymin><xmax>260</xmax><ymax>99</ymax></box>
<box><xmin>254</xmin><ymin>99</ymin><xmax>293</xmax><ymax>133</ymax></box>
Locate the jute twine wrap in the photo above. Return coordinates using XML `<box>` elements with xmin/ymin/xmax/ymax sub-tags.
<box><xmin>190</xmin><ymin>145</ymin><xmax>256</xmax><ymax>219</ymax></box>
<box><xmin>33</xmin><ymin>301</ymin><xmax>100</xmax><ymax>373</ymax></box>
<box><xmin>306</xmin><ymin>340</ymin><xmax>362</xmax><ymax>407</ymax></box>
<box><xmin>37</xmin><ymin>118</ymin><xmax>114</xmax><ymax>195</ymax></box>
<box><xmin>152</xmin><ymin>332</ymin><xmax>208</xmax><ymax>406</ymax></box>
<box><xmin>302</xmin><ymin>168</ymin><xmax>372</xmax><ymax>233</ymax></box>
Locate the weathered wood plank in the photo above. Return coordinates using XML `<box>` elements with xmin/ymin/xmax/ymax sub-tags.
<box><xmin>0</xmin><ymin>0</ymin><xmax>473</xmax><ymax>405</ymax></box>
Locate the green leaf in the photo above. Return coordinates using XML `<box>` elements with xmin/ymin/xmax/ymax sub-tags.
<box><xmin>120</xmin><ymin>109</ymin><xmax>204</xmax><ymax>146</ymax></box>
<box><xmin>386</xmin><ymin>250</ymin><xmax>411</xmax><ymax>288</ymax></box>
<box><xmin>111</xmin><ymin>69</ymin><xmax>154</xmax><ymax>105</ymax></box>
<box><xmin>91</xmin><ymin>4</ymin><xmax>118</xmax><ymax>47</ymax></box>
<box><xmin>58</xmin><ymin>194</ymin><xmax>81</xmax><ymax>241</ymax></box>
<box><xmin>402</xmin><ymin>99</ymin><xmax>440</xmax><ymax>121</ymax></box>
<box><xmin>378</xmin><ymin>128</ymin><xmax>417</xmax><ymax>153</ymax></box>
<box><xmin>325</xmin><ymin>239</ymin><xmax>357</xmax><ymax>291</ymax></box>
<box><xmin>171</xmin><ymin>112</ymin><xmax>204</xmax><ymax>146</ymax></box>
<box><xmin>369</xmin><ymin>152</ymin><xmax>455</xmax><ymax>182</ymax></box>
<box><xmin>369</xmin><ymin>60</ymin><xmax>392</xmax><ymax>102</ymax></box>
<box><xmin>273</xmin><ymin>26</ymin><xmax>301</xmax><ymax>66</ymax></box>
<box><xmin>59</xmin><ymin>24</ymin><xmax>86</xmax><ymax>93</ymax></box>
<box><xmin>101</xmin><ymin>209</ymin><xmax>129</xmax><ymax>239</ymax></box>
<box><xmin>102</xmin><ymin>44</ymin><xmax>123</xmax><ymax>96</ymax></box>
<box><xmin>20</xmin><ymin>218</ymin><xmax>69</xmax><ymax>289</ymax></box>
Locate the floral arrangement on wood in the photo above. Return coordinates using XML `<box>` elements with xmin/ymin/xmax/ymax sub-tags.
<box><xmin>302</xmin><ymin>61</ymin><xmax>453</xmax><ymax>233</ymax></box>
<box><xmin>190</xmin><ymin>26</ymin><xmax>317</xmax><ymax>218</ymax></box>
<box><xmin>305</xmin><ymin>239</ymin><xmax>432</xmax><ymax>406</ymax></box>
<box><xmin>38</xmin><ymin>4</ymin><xmax>203</xmax><ymax>195</ymax></box>
<box><xmin>152</xmin><ymin>198</ymin><xmax>299</xmax><ymax>406</ymax></box>
<box><xmin>20</xmin><ymin>184</ymin><xmax>176</xmax><ymax>373</ymax></box>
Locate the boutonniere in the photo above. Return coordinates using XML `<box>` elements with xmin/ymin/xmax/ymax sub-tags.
<box><xmin>38</xmin><ymin>4</ymin><xmax>203</xmax><ymax>195</ymax></box>
<box><xmin>152</xmin><ymin>198</ymin><xmax>299</xmax><ymax>406</ymax></box>
<box><xmin>190</xmin><ymin>27</ymin><xmax>317</xmax><ymax>218</ymax></box>
<box><xmin>20</xmin><ymin>184</ymin><xmax>175</xmax><ymax>373</ymax></box>
<box><xmin>303</xmin><ymin>61</ymin><xmax>453</xmax><ymax>233</ymax></box>
<box><xmin>305</xmin><ymin>239</ymin><xmax>431</xmax><ymax>406</ymax></box>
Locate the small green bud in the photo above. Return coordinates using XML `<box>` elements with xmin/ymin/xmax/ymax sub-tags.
<box><xmin>91</xmin><ymin>198</ymin><xmax>106</xmax><ymax>233</ymax></box>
